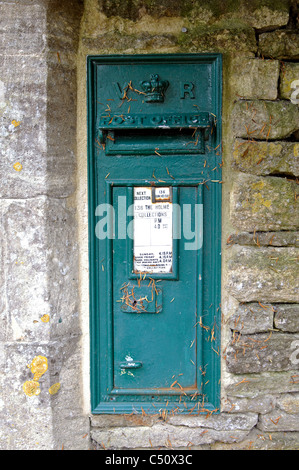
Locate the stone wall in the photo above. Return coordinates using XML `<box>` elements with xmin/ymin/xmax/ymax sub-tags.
<box><xmin>0</xmin><ymin>0</ymin><xmax>89</xmax><ymax>450</ymax></box>
<box><xmin>0</xmin><ymin>0</ymin><xmax>298</xmax><ymax>450</ymax></box>
<box><xmin>80</xmin><ymin>0</ymin><xmax>299</xmax><ymax>450</ymax></box>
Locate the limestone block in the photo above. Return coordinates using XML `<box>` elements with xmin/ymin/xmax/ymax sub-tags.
<box><xmin>274</xmin><ymin>304</ymin><xmax>299</xmax><ymax>333</ymax></box>
<box><xmin>45</xmin><ymin>338</ymin><xmax>90</xmax><ymax>450</ymax></box>
<box><xmin>0</xmin><ymin>225</ymin><xmax>6</xmax><ymax>342</ymax></box>
<box><xmin>166</xmin><ymin>413</ymin><xmax>258</xmax><ymax>431</ymax></box>
<box><xmin>185</xmin><ymin>27</ymin><xmax>257</xmax><ymax>54</ymax></box>
<box><xmin>228</xmin><ymin>303</ymin><xmax>274</xmax><ymax>334</ymax></box>
<box><xmin>259</xmin><ymin>31</ymin><xmax>299</xmax><ymax>60</ymax></box>
<box><xmin>0</xmin><ymin>56</ymin><xmax>77</xmax><ymax>198</ymax></box>
<box><xmin>0</xmin><ymin>3</ymin><xmax>46</xmax><ymax>54</ymax></box>
<box><xmin>230</xmin><ymin>174</ymin><xmax>299</xmax><ymax>231</ymax></box>
<box><xmin>0</xmin><ymin>342</ymin><xmax>54</xmax><ymax>450</ymax></box>
<box><xmin>228</xmin><ymin>231</ymin><xmax>299</xmax><ymax>247</ymax></box>
<box><xmin>1</xmin><ymin>197</ymin><xmax>79</xmax><ymax>342</ymax></box>
<box><xmin>0</xmin><ymin>336</ymin><xmax>87</xmax><ymax>450</ymax></box>
<box><xmin>42</xmin><ymin>198</ymin><xmax>80</xmax><ymax>339</ymax></box>
<box><xmin>226</xmin><ymin>332</ymin><xmax>299</xmax><ymax>374</ymax></box>
<box><xmin>258</xmin><ymin>410</ymin><xmax>299</xmax><ymax>432</ymax></box>
<box><xmin>97</xmin><ymin>0</ymin><xmax>290</xmax><ymax>31</ymax></box>
<box><xmin>226</xmin><ymin>246</ymin><xmax>299</xmax><ymax>303</ymax></box>
<box><xmin>280</xmin><ymin>62</ymin><xmax>299</xmax><ymax>100</ymax></box>
<box><xmin>90</xmin><ymin>414</ymin><xmax>156</xmax><ymax>428</ymax></box>
<box><xmin>226</xmin><ymin>371</ymin><xmax>299</xmax><ymax>398</ymax></box>
<box><xmin>222</xmin><ymin>395</ymin><xmax>275</xmax><ymax>415</ymax></box>
<box><xmin>232</xmin><ymin>139</ymin><xmax>299</xmax><ymax>177</ymax></box>
<box><xmin>91</xmin><ymin>415</ymin><xmax>257</xmax><ymax>449</ymax></box>
<box><xmin>232</xmin><ymin>100</ymin><xmax>299</xmax><ymax>140</ymax></box>
<box><xmin>212</xmin><ymin>429</ymin><xmax>299</xmax><ymax>450</ymax></box>
<box><xmin>242</xmin><ymin>5</ymin><xmax>289</xmax><ymax>29</ymax></box>
<box><xmin>2</xmin><ymin>199</ymin><xmax>50</xmax><ymax>342</ymax></box>
<box><xmin>230</xmin><ymin>58</ymin><xmax>279</xmax><ymax>100</ymax></box>
<box><xmin>45</xmin><ymin>63</ymin><xmax>77</xmax><ymax>196</ymax></box>
<box><xmin>277</xmin><ymin>393</ymin><xmax>299</xmax><ymax>414</ymax></box>
<box><xmin>47</xmin><ymin>0</ymin><xmax>83</xmax><ymax>53</ymax></box>
<box><xmin>82</xmin><ymin>33</ymin><xmax>179</xmax><ymax>54</ymax></box>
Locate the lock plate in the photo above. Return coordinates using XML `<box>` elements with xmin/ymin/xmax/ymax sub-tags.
<box><xmin>120</xmin><ymin>285</ymin><xmax>162</xmax><ymax>314</ymax></box>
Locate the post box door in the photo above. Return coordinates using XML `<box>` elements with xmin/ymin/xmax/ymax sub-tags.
<box><xmin>88</xmin><ymin>54</ymin><xmax>222</xmax><ymax>414</ymax></box>
<box><xmin>113</xmin><ymin>185</ymin><xmax>200</xmax><ymax>393</ymax></box>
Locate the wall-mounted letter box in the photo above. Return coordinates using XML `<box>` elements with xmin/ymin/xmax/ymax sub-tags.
<box><xmin>88</xmin><ymin>54</ymin><xmax>222</xmax><ymax>414</ymax></box>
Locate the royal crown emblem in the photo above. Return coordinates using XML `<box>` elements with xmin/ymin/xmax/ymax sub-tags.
<box><xmin>140</xmin><ymin>74</ymin><xmax>169</xmax><ymax>103</ymax></box>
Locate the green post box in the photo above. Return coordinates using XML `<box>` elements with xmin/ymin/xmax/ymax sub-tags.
<box><xmin>87</xmin><ymin>54</ymin><xmax>222</xmax><ymax>414</ymax></box>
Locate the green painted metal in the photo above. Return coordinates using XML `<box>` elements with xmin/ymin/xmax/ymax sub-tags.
<box><xmin>87</xmin><ymin>54</ymin><xmax>222</xmax><ymax>415</ymax></box>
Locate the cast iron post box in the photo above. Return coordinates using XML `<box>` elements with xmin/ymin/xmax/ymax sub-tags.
<box><xmin>88</xmin><ymin>54</ymin><xmax>222</xmax><ymax>414</ymax></box>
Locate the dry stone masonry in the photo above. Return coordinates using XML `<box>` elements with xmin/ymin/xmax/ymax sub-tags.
<box><xmin>0</xmin><ymin>0</ymin><xmax>298</xmax><ymax>450</ymax></box>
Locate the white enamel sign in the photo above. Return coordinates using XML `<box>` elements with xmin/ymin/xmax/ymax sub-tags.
<box><xmin>133</xmin><ymin>187</ymin><xmax>173</xmax><ymax>273</ymax></box>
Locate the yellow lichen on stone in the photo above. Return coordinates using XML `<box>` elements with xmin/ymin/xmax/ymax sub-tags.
<box><xmin>252</xmin><ymin>181</ymin><xmax>265</xmax><ymax>191</ymax></box>
<box><xmin>23</xmin><ymin>380</ymin><xmax>41</xmax><ymax>397</ymax></box>
<box><xmin>29</xmin><ymin>355</ymin><xmax>48</xmax><ymax>381</ymax></box>
<box><xmin>11</xmin><ymin>119</ymin><xmax>21</xmax><ymax>127</ymax></box>
<box><xmin>49</xmin><ymin>383</ymin><xmax>61</xmax><ymax>395</ymax></box>
<box><xmin>41</xmin><ymin>314</ymin><xmax>50</xmax><ymax>323</ymax></box>
<box><xmin>13</xmin><ymin>162</ymin><xmax>23</xmax><ymax>172</ymax></box>
<box><xmin>251</xmin><ymin>193</ymin><xmax>272</xmax><ymax>213</ymax></box>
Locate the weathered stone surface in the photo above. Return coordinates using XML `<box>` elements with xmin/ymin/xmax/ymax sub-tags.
<box><xmin>243</xmin><ymin>4</ymin><xmax>289</xmax><ymax>29</ymax></box>
<box><xmin>91</xmin><ymin>413</ymin><xmax>257</xmax><ymax>449</ymax></box>
<box><xmin>230</xmin><ymin>174</ymin><xmax>299</xmax><ymax>231</ymax></box>
<box><xmin>277</xmin><ymin>392</ymin><xmax>299</xmax><ymax>414</ymax></box>
<box><xmin>47</xmin><ymin>338</ymin><xmax>90</xmax><ymax>450</ymax></box>
<box><xmin>0</xmin><ymin>342</ymin><xmax>54</xmax><ymax>450</ymax></box>
<box><xmin>0</xmin><ymin>59</ymin><xmax>77</xmax><ymax>199</ymax></box>
<box><xmin>98</xmin><ymin>0</ymin><xmax>290</xmax><ymax>30</ymax></box>
<box><xmin>47</xmin><ymin>0</ymin><xmax>83</xmax><ymax>53</ymax></box>
<box><xmin>46</xmin><ymin>62</ymin><xmax>77</xmax><ymax>197</ymax></box>
<box><xmin>274</xmin><ymin>304</ymin><xmax>299</xmax><ymax>333</ymax></box>
<box><xmin>226</xmin><ymin>246</ymin><xmax>299</xmax><ymax>303</ymax></box>
<box><xmin>0</xmin><ymin>0</ymin><xmax>80</xmax><ymax>200</ymax></box>
<box><xmin>2</xmin><ymin>198</ymin><xmax>50</xmax><ymax>342</ymax></box>
<box><xmin>0</xmin><ymin>338</ymin><xmax>88</xmax><ymax>450</ymax></box>
<box><xmin>228</xmin><ymin>302</ymin><xmax>274</xmax><ymax>334</ymax></box>
<box><xmin>166</xmin><ymin>412</ymin><xmax>258</xmax><ymax>431</ymax></box>
<box><xmin>222</xmin><ymin>395</ymin><xmax>275</xmax><ymax>415</ymax></box>
<box><xmin>232</xmin><ymin>100</ymin><xmax>299</xmax><ymax>140</ymax></box>
<box><xmin>0</xmin><ymin>59</ymin><xmax>48</xmax><ymax>198</ymax></box>
<box><xmin>258</xmin><ymin>410</ymin><xmax>299</xmax><ymax>432</ymax></box>
<box><xmin>230</xmin><ymin>58</ymin><xmax>279</xmax><ymax>100</ymax></box>
<box><xmin>1</xmin><ymin>197</ymin><xmax>80</xmax><ymax>342</ymax></box>
<box><xmin>280</xmin><ymin>62</ymin><xmax>299</xmax><ymax>100</ymax></box>
<box><xmin>226</xmin><ymin>371</ymin><xmax>299</xmax><ymax>398</ymax></box>
<box><xmin>90</xmin><ymin>414</ymin><xmax>157</xmax><ymax>428</ymax></box>
<box><xmin>226</xmin><ymin>332</ymin><xmax>299</xmax><ymax>374</ymax></box>
<box><xmin>212</xmin><ymin>429</ymin><xmax>299</xmax><ymax>450</ymax></box>
<box><xmin>181</xmin><ymin>27</ymin><xmax>257</xmax><ymax>54</ymax></box>
<box><xmin>228</xmin><ymin>231</ymin><xmax>299</xmax><ymax>247</ymax></box>
<box><xmin>232</xmin><ymin>139</ymin><xmax>299</xmax><ymax>177</ymax></box>
<box><xmin>82</xmin><ymin>32</ymin><xmax>178</xmax><ymax>54</ymax></box>
<box><xmin>0</xmin><ymin>3</ymin><xmax>46</xmax><ymax>54</ymax></box>
<box><xmin>227</xmin><ymin>301</ymin><xmax>299</xmax><ymax>335</ymax></box>
<box><xmin>0</xmin><ymin>195</ymin><xmax>84</xmax><ymax>447</ymax></box>
<box><xmin>259</xmin><ymin>30</ymin><xmax>299</xmax><ymax>60</ymax></box>
<box><xmin>0</xmin><ymin>228</ymin><xmax>5</xmax><ymax>343</ymax></box>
